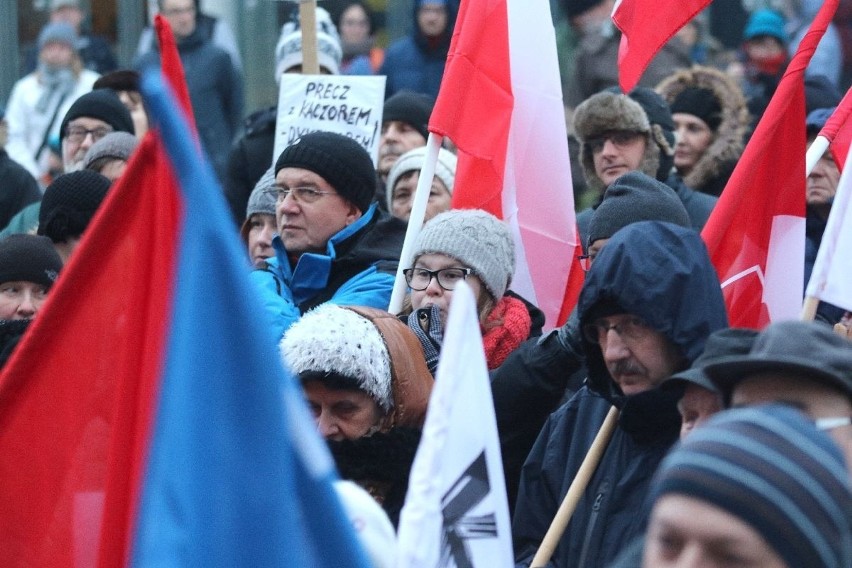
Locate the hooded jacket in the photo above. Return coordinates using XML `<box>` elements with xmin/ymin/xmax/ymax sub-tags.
<box><xmin>656</xmin><ymin>66</ymin><xmax>750</xmax><ymax>196</ymax></box>
<box><xmin>250</xmin><ymin>203</ymin><xmax>406</xmax><ymax>342</ymax></box>
<box><xmin>379</xmin><ymin>0</ymin><xmax>459</xmax><ymax>99</ymax></box>
<box><xmin>512</xmin><ymin>221</ymin><xmax>727</xmax><ymax>568</ymax></box>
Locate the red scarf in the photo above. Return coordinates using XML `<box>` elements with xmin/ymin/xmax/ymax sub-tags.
<box><xmin>481</xmin><ymin>296</ymin><xmax>531</xmax><ymax>369</ymax></box>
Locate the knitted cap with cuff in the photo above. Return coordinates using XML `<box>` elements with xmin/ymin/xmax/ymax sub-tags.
<box><xmin>385</xmin><ymin>146</ymin><xmax>457</xmax><ymax>209</ymax></box>
<box><xmin>60</xmin><ymin>89</ymin><xmax>135</xmax><ymax>142</ymax></box>
<box><xmin>0</xmin><ymin>235</ymin><xmax>63</xmax><ymax>289</ymax></box>
<box><xmin>382</xmin><ymin>91</ymin><xmax>434</xmax><ymax>140</ymax></box>
<box><xmin>83</xmin><ymin>132</ymin><xmax>139</xmax><ymax>170</ymax></box>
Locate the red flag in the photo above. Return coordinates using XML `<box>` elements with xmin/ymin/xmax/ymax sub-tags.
<box><xmin>430</xmin><ymin>0</ymin><xmax>581</xmax><ymax>328</ymax></box>
<box><xmin>612</xmin><ymin>0</ymin><xmax>711</xmax><ymax>93</ymax></box>
<box><xmin>701</xmin><ymin>0</ymin><xmax>839</xmax><ymax>328</ymax></box>
<box><xmin>819</xmin><ymin>87</ymin><xmax>852</xmax><ymax>170</ymax></box>
<box><xmin>154</xmin><ymin>14</ymin><xmax>195</xmax><ymax>124</ymax></box>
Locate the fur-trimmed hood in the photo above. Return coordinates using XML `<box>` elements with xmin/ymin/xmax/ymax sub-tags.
<box><xmin>573</xmin><ymin>91</ymin><xmax>667</xmax><ymax>195</ymax></box>
<box><xmin>656</xmin><ymin>66</ymin><xmax>749</xmax><ymax>194</ymax></box>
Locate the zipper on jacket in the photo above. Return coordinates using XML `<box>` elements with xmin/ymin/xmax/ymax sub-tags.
<box><xmin>577</xmin><ymin>481</ymin><xmax>609</xmax><ymax>567</ymax></box>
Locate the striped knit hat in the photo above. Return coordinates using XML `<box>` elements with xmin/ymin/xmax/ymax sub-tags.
<box><xmin>650</xmin><ymin>404</ymin><xmax>852</xmax><ymax>568</ymax></box>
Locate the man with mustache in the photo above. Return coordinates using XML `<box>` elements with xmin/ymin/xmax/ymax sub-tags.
<box><xmin>512</xmin><ymin>220</ymin><xmax>728</xmax><ymax>568</ymax></box>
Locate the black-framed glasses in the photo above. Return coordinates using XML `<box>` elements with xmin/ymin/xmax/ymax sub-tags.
<box><xmin>403</xmin><ymin>267</ymin><xmax>472</xmax><ymax>291</ymax></box>
<box><xmin>587</xmin><ymin>130</ymin><xmax>644</xmax><ymax>154</ymax></box>
<box><xmin>65</xmin><ymin>125</ymin><xmax>113</xmax><ymax>144</ymax></box>
<box><xmin>582</xmin><ymin>316</ymin><xmax>652</xmax><ymax>344</ymax></box>
<box><xmin>263</xmin><ymin>186</ymin><xmax>337</xmax><ymax>204</ymax></box>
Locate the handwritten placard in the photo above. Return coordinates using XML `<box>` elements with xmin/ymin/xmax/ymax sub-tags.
<box><xmin>273</xmin><ymin>74</ymin><xmax>387</xmax><ymax>166</ymax></box>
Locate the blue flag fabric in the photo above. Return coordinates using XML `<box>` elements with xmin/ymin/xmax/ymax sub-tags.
<box><xmin>131</xmin><ymin>71</ymin><xmax>371</xmax><ymax>568</ymax></box>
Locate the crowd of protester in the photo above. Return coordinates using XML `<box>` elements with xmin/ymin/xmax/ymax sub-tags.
<box><xmin>2</xmin><ymin>0</ymin><xmax>851</xmax><ymax>566</ymax></box>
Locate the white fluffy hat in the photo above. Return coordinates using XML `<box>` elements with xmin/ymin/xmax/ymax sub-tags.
<box><xmin>279</xmin><ymin>304</ymin><xmax>393</xmax><ymax>411</ymax></box>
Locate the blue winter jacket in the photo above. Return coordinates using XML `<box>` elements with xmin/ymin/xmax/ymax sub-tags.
<box><xmin>250</xmin><ymin>203</ymin><xmax>406</xmax><ymax>342</ymax></box>
<box><xmin>512</xmin><ymin>222</ymin><xmax>728</xmax><ymax>568</ymax></box>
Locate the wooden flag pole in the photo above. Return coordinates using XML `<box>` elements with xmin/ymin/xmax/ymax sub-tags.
<box><xmin>299</xmin><ymin>0</ymin><xmax>319</xmax><ymax>74</ymax></box>
<box><xmin>530</xmin><ymin>405</ymin><xmax>619</xmax><ymax>567</ymax></box>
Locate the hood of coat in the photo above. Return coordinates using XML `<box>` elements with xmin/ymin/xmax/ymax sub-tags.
<box><xmin>577</xmin><ymin>221</ymin><xmax>728</xmax><ymax>406</ymax></box>
<box><xmin>656</xmin><ymin>66</ymin><xmax>750</xmax><ymax>192</ymax></box>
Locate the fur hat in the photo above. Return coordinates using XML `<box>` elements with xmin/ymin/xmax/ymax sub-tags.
<box><xmin>650</xmin><ymin>404</ymin><xmax>851</xmax><ymax>568</ymax></box>
<box><xmin>38</xmin><ymin>171</ymin><xmax>111</xmax><ymax>243</ymax></box>
<box><xmin>0</xmin><ymin>235</ymin><xmax>62</xmax><ymax>289</ymax></box>
<box><xmin>587</xmin><ymin>171</ymin><xmax>690</xmax><ymax>248</ymax></box>
<box><xmin>573</xmin><ymin>91</ymin><xmax>660</xmax><ymax>195</ymax></box>
<box><xmin>280</xmin><ymin>303</ymin><xmax>394</xmax><ymax>412</ymax></box>
<box><xmin>382</xmin><ymin>91</ymin><xmax>434</xmax><ymax>140</ymax></box>
<box><xmin>275</xmin><ymin>7</ymin><xmax>343</xmax><ymax>80</ymax></box>
<box><xmin>83</xmin><ymin>131</ymin><xmax>139</xmax><ymax>170</ymax></box>
<box><xmin>60</xmin><ymin>89</ymin><xmax>135</xmax><ymax>142</ymax></box>
<box><xmin>240</xmin><ymin>166</ymin><xmax>278</xmax><ymax>242</ymax></box>
<box><xmin>274</xmin><ymin>131</ymin><xmax>376</xmax><ymax>213</ymax></box>
<box><xmin>412</xmin><ymin>209</ymin><xmax>515</xmax><ymax>300</ymax></box>
<box><xmin>37</xmin><ymin>22</ymin><xmax>77</xmax><ymax>52</ymax></box>
<box><xmin>385</xmin><ymin>147</ymin><xmax>457</xmax><ymax>209</ymax></box>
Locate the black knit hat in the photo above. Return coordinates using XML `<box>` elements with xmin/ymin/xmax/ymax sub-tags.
<box><xmin>274</xmin><ymin>131</ymin><xmax>376</xmax><ymax>213</ymax></box>
<box><xmin>38</xmin><ymin>171</ymin><xmax>111</xmax><ymax>243</ymax></box>
<box><xmin>670</xmin><ymin>87</ymin><xmax>722</xmax><ymax>131</ymax></box>
<box><xmin>382</xmin><ymin>91</ymin><xmax>434</xmax><ymax>140</ymax></box>
<box><xmin>0</xmin><ymin>234</ymin><xmax>63</xmax><ymax>289</ymax></box>
<box><xmin>587</xmin><ymin>171</ymin><xmax>689</xmax><ymax>248</ymax></box>
<box><xmin>59</xmin><ymin>89</ymin><xmax>135</xmax><ymax>142</ymax></box>
<box><xmin>626</xmin><ymin>87</ymin><xmax>676</xmax><ymax>180</ymax></box>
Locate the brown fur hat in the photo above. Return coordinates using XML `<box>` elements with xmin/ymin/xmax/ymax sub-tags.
<box><xmin>656</xmin><ymin>66</ymin><xmax>749</xmax><ymax>192</ymax></box>
<box><xmin>573</xmin><ymin>91</ymin><xmax>662</xmax><ymax>195</ymax></box>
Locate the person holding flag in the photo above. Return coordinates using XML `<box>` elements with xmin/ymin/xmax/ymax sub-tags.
<box><xmin>512</xmin><ymin>220</ymin><xmax>727</xmax><ymax>568</ymax></box>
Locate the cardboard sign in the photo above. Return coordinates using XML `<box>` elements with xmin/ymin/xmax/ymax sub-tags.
<box><xmin>273</xmin><ymin>74</ymin><xmax>387</xmax><ymax>166</ymax></box>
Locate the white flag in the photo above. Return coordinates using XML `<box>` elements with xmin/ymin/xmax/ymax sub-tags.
<box><xmin>396</xmin><ymin>282</ymin><xmax>513</xmax><ymax>568</ymax></box>
<box><xmin>806</xmin><ymin>140</ymin><xmax>852</xmax><ymax>312</ymax></box>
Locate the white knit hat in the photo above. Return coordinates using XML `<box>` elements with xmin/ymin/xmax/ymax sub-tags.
<box><xmin>279</xmin><ymin>304</ymin><xmax>393</xmax><ymax>411</ymax></box>
<box><xmin>412</xmin><ymin>209</ymin><xmax>515</xmax><ymax>300</ymax></box>
<box><xmin>275</xmin><ymin>7</ymin><xmax>343</xmax><ymax>81</ymax></box>
<box><xmin>385</xmin><ymin>146</ymin><xmax>457</xmax><ymax>211</ymax></box>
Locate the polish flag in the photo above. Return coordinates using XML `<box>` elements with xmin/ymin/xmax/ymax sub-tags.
<box><xmin>701</xmin><ymin>0</ymin><xmax>839</xmax><ymax>328</ymax></box>
<box><xmin>429</xmin><ymin>0</ymin><xmax>581</xmax><ymax>329</ymax></box>
<box><xmin>819</xmin><ymin>87</ymin><xmax>852</xmax><ymax>170</ymax></box>
<box><xmin>612</xmin><ymin>0</ymin><xmax>712</xmax><ymax>93</ymax></box>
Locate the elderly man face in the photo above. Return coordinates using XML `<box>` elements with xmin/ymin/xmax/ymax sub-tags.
<box><xmin>62</xmin><ymin>117</ymin><xmax>113</xmax><ymax>172</ymax></box>
<box><xmin>378</xmin><ymin>121</ymin><xmax>426</xmax><ymax>177</ymax></box>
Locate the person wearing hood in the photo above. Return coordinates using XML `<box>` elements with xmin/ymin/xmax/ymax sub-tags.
<box><xmin>134</xmin><ymin>0</ymin><xmax>243</xmax><ymax>183</ymax></box>
<box><xmin>380</xmin><ymin>0</ymin><xmax>459</xmax><ymax>99</ymax></box>
<box><xmin>512</xmin><ymin>220</ymin><xmax>727</xmax><ymax>568</ymax></box>
<box><xmin>656</xmin><ymin>65</ymin><xmax>750</xmax><ymax>196</ymax></box>
<box><xmin>572</xmin><ymin>87</ymin><xmax>717</xmax><ymax>244</ymax></box>
<box><xmin>280</xmin><ymin>303</ymin><xmax>433</xmax><ymax>526</ymax></box>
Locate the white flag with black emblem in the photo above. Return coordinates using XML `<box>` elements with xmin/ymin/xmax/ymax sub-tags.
<box><xmin>396</xmin><ymin>282</ymin><xmax>513</xmax><ymax>568</ymax></box>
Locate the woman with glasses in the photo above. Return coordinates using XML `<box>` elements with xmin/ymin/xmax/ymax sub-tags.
<box><xmin>401</xmin><ymin>209</ymin><xmax>539</xmax><ymax>372</ymax></box>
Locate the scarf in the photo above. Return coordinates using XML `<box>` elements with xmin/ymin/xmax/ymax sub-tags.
<box><xmin>482</xmin><ymin>295</ymin><xmax>531</xmax><ymax>369</ymax></box>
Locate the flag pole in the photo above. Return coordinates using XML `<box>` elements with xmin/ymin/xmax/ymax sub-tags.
<box><xmin>530</xmin><ymin>405</ymin><xmax>619</xmax><ymax>567</ymax></box>
<box><xmin>805</xmin><ymin>136</ymin><xmax>830</xmax><ymax>177</ymax></box>
<box><xmin>299</xmin><ymin>0</ymin><xmax>320</xmax><ymax>74</ymax></box>
<box><xmin>387</xmin><ymin>133</ymin><xmax>444</xmax><ymax>314</ymax></box>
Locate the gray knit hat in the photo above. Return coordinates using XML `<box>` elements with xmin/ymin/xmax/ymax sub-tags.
<box><xmin>280</xmin><ymin>303</ymin><xmax>393</xmax><ymax>412</ymax></box>
<box><xmin>587</xmin><ymin>171</ymin><xmax>690</xmax><ymax>248</ymax></box>
<box><xmin>274</xmin><ymin>131</ymin><xmax>376</xmax><ymax>213</ymax></box>
<box><xmin>412</xmin><ymin>209</ymin><xmax>514</xmax><ymax>300</ymax></box>
<box><xmin>650</xmin><ymin>404</ymin><xmax>851</xmax><ymax>568</ymax></box>
<box><xmin>385</xmin><ymin>146</ymin><xmax>457</xmax><ymax>210</ymax></box>
<box><xmin>83</xmin><ymin>132</ymin><xmax>139</xmax><ymax>170</ymax></box>
<box><xmin>240</xmin><ymin>166</ymin><xmax>278</xmax><ymax>242</ymax></box>
<box><xmin>38</xmin><ymin>22</ymin><xmax>77</xmax><ymax>52</ymax></box>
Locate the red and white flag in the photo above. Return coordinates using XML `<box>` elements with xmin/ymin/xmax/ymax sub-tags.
<box><xmin>701</xmin><ymin>0</ymin><xmax>839</xmax><ymax>328</ymax></box>
<box><xmin>612</xmin><ymin>0</ymin><xmax>711</xmax><ymax>93</ymax></box>
<box><xmin>819</xmin><ymin>87</ymin><xmax>852</xmax><ymax>170</ymax></box>
<box><xmin>429</xmin><ymin>0</ymin><xmax>581</xmax><ymax>329</ymax></box>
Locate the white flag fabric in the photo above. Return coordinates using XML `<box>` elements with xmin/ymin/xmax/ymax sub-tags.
<box><xmin>396</xmin><ymin>282</ymin><xmax>513</xmax><ymax>568</ymax></box>
<box><xmin>806</xmin><ymin>141</ymin><xmax>852</xmax><ymax>312</ymax></box>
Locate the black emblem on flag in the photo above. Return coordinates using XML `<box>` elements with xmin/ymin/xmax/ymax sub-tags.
<box><xmin>439</xmin><ymin>451</ymin><xmax>498</xmax><ymax>567</ymax></box>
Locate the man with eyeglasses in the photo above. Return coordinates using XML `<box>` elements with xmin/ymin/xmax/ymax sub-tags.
<box><xmin>512</xmin><ymin>220</ymin><xmax>728</xmax><ymax>568</ymax></box>
<box><xmin>572</xmin><ymin>87</ymin><xmax>716</xmax><ymax>244</ymax></box>
<box><xmin>705</xmin><ymin>320</ymin><xmax>852</xmax><ymax>474</ymax></box>
<box><xmin>250</xmin><ymin>131</ymin><xmax>406</xmax><ymax>342</ymax></box>
<box><xmin>60</xmin><ymin>89</ymin><xmax>135</xmax><ymax>174</ymax></box>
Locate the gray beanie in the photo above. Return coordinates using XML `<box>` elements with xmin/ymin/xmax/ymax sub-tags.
<box><xmin>38</xmin><ymin>22</ymin><xmax>77</xmax><ymax>52</ymax></box>
<box><xmin>240</xmin><ymin>166</ymin><xmax>278</xmax><ymax>242</ymax></box>
<box><xmin>587</xmin><ymin>171</ymin><xmax>690</xmax><ymax>249</ymax></box>
<box><xmin>412</xmin><ymin>209</ymin><xmax>514</xmax><ymax>300</ymax></box>
<box><xmin>386</xmin><ymin>146</ymin><xmax>457</xmax><ymax>210</ymax></box>
<box><xmin>83</xmin><ymin>132</ymin><xmax>139</xmax><ymax>170</ymax></box>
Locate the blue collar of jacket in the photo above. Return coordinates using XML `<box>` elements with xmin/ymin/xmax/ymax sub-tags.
<box><xmin>271</xmin><ymin>202</ymin><xmax>378</xmax><ymax>305</ymax></box>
